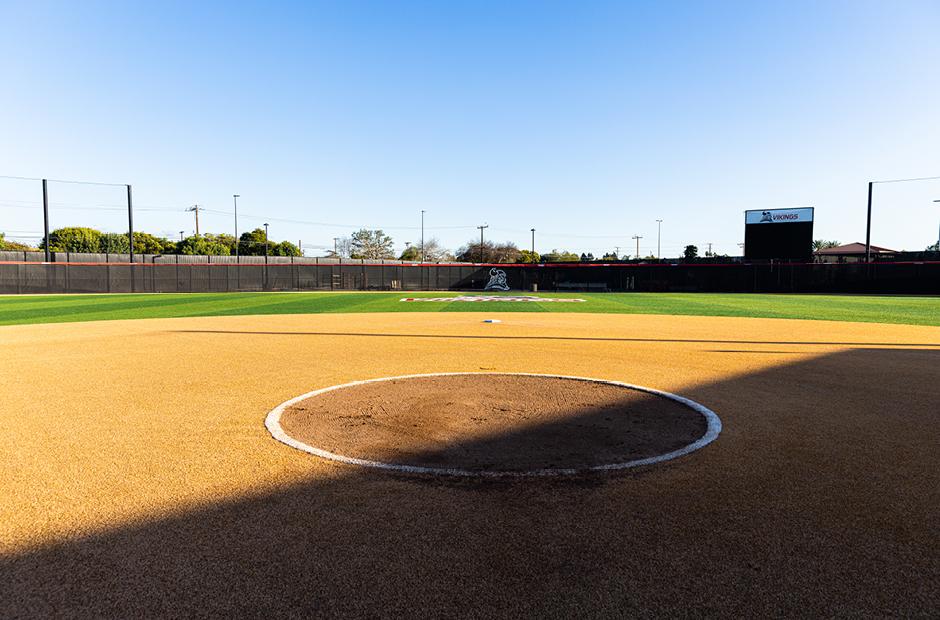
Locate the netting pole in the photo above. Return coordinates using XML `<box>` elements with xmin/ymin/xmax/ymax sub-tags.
<box><xmin>42</xmin><ymin>179</ymin><xmax>50</xmax><ymax>262</ymax></box>
<box><xmin>127</xmin><ymin>184</ymin><xmax>135</xmax><ymax>292</ymax></box>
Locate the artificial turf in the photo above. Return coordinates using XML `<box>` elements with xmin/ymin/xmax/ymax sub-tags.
<box><xmin>0</xmin><ymin>291</ymin><xmax>938</xmax><ymax>327</ymax></box>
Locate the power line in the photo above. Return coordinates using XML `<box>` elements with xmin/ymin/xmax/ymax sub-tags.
<box><xmin>873</xmin><ymin>175</ymin><xmax>940</xmax><ymax>185</ymax></box>
<box><xmin>0</xmin><ymin>174</ymin><xmax>127</xmax><ymax>187</ymax></box>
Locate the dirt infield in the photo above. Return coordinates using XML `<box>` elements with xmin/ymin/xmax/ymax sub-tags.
<box><xmin>277</xmin><ymin>374</ymin><xmax>710</xmax><ymax>473</ymax></box>
<box><xmin>1</xmin><ymin>312</ymin><xmax>939</xmax><ymax>616</ymax></box>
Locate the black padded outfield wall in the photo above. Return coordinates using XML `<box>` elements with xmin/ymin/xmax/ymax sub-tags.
<box><xmin>1</xmin><ymin>261</ymin><xmax>939</xmax><ymax>294</ymax></box>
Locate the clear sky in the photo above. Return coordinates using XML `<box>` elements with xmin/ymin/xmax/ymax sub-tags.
<box><xmin>1</xmin><ymin>0</ymin><xmax>938</xmax><ymax>257</ymax></box>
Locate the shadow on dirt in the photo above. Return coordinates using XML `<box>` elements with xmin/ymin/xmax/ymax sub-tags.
<box><xmin>2</xmin><ymin>348</ymin><xmax>938</xmax><ymax>617</ymax></box>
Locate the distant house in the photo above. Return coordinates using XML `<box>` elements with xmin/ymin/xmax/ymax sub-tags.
<box><xmin>814</xmin><ymin>242</ymin><xmax>896</xmax><ymax>263</ymax></box>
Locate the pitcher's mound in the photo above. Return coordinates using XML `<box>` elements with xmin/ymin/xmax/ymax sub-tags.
<box><xmin>270</xmin><ymin>374</ymin><xmax>720</xmax><ymax>476</ymax></box>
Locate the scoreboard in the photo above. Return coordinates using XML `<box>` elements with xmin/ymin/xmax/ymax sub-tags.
<box><xmin>744</xmin><ymin>208</ymin><xmax>814</xmax><ymax>261</ymax></box>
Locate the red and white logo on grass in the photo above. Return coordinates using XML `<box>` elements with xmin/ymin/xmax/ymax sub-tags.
<box><xmin>401</xmin><ymin>296</ymin><xmax>586</xmax><ymax>303</ymax></box>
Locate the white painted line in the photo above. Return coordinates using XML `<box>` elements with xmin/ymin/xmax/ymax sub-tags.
<box><xmin>264</xmin><ymin>373</ymin><xmax>722</xmax><ymax>478</ymax></box>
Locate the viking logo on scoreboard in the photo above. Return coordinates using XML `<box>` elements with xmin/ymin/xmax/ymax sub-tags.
<box><xmin>746</xmin><ymin>208</ymin><xmax>814</xmax><ymax>225</ymax></box>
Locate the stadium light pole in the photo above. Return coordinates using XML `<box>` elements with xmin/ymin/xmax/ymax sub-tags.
<box><xmin>333</xmin><ymin>237</ymin><xmax>339</xmax><ymax>259</ymax></box>
<box><xmin>233</xmin><ymin>195</ymin><xmax>240</xmax><ymax>260</ymax></box>
<box><xmin>421</xmin><ymin>210</ymin><xmax>425</xmax><ymax>262</ymax></box>
<box><xmin>656</xmin><ymin>219</ymin><xmax>663</xmax><ymax>259</ymax></box>
<box><xmin>264</xmin><ymin>223</ymin><xmax>269</xmax><ymax>260</ymax></box>
<box><xmin>477</xmin><ymin>224</ymin><xmax>488</xmax><ymax>263</ymax></box>
<box><xmin>530</xmin><ymin>228</ymin><xmax>535</xmax><ymax>254</ymax></box>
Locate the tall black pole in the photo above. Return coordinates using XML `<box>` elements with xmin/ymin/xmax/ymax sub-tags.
<box><xmin>127</xmin><ymin>184</ymin><xmax>135</xmax><ymax>293</ymax></box>
<box><xmin>233</xmin><ymin>194</ymin><xmax>240</xmax><ymax>260</ymax></box>
<box><xmin>420</xmin><ymin>210</ymin><xmax>425</xmax><ymax>262</ymax></box>
<box><xmin>127</xmin><ymin>184</ymin><xmax>134</xmax><ymax>262</ymax></box>
<box><xmin>865</xmin><ymin>181</ymin><xmax>873</xmax><ymax>263</ymax></box>
<box><xmin>42</xmin><ymin>179</ymin><xmax>50</xmax><ymax>262</ymax></box>
<box><xmin>531</xmin><ymin>228</ymin><xmax>535</xmax><ymax>254</ymax></box>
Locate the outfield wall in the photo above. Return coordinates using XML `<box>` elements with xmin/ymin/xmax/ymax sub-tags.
<box><xmin>1</xmin><ymin>261</ymin><xmax>939</xmax><ymax>294</ymax></box>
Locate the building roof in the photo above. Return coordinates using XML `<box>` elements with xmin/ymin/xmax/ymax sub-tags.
<box><xmin>814</xmin><ymin>242</ymin><xmax>896</xmax><ymax>255</ymax></box>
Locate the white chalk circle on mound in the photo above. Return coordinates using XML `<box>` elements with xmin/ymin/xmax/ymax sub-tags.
<box><xmin>264</xmin><ymin>372</ymin><xmax>723</xmax><ymax>478</ymax></box>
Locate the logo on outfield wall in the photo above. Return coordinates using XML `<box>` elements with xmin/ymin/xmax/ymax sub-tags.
<box><xmin>484</xmin><ymin>268</ymin><xmax>510</xmax><ymax>291</ymax></box>
<box><xmin>760</xmin><ymin>211</ymin><xmax>773</xmax><ymax>223</ymax></box>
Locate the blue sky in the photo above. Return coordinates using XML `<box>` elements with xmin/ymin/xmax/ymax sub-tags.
<box><xmin>1</xmin><ymin>0</ymin><xmax>938</xmax><ymax>256</ymax></box>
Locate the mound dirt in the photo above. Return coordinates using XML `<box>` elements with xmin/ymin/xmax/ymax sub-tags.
<box><xmin>278</xmin><ymin>374</ymin><xmax>707</xmax><ymax>472</ymax></box>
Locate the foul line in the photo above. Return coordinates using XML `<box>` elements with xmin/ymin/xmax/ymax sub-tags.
<box><xmin>264</xmin><ymin>372</ymin><xmax>722</xmax><ymax>478</ymax></box>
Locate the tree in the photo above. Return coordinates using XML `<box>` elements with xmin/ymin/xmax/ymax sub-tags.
<box><xmin>683</xmin><ymin>245</ymin><xmax>699</xmax><ymax>260</ymax></box>
<box><xmin>99</xmin><ymin>232</ymin><xmax>130</xmax><ymax>253</ymax></box>
<box><xmin>601</xmin><ymin>252</ymin><xmax>619</xmax><ymax>261</ymax></box>
<box><xmin>133</xmin><ymin>232</ymin><xmax>176</xmax><ymax>254</ymax></box>
<box><xmin>540</xmin><ymin>249</ymin><xmax>579</xmax><ymax>262</ymax></box>
<box><xmin>41</xmin><ymin>227</ymin><xmax>102</xmax><ymax>252</ymax></box>
<box><xmin>350</xmin><ymin>229</ymin><xmax>395</xmax><ymax>260</ymax></box>
<box><xmin>418</xmin><ymin>238</ymin><xmax>452</xmax><ymax>262</ymax></box>
<box><xmin>579</xmin><ymin>252</ymin><xmax>595</xmax><ymax>262</ymax></box>
<box><xmin>812</xmin><ymin>240</ymin><xmax>840</xmax><ymax>251</ymax></box>
<box><xmin>517</xmin><ymin>249</ymin><xmax>540</xmax><ymax>263</ymax></box>
<box><xmin>177</xmin><ymin>235</ymin><xmax>231</xmax><ymax>256</ymax></box>
<box><xmin>238</xmin><ymin>228</ymin><xmax>273</xmax><ymax>256</ymax></box>
<box><xmin>454</xmin><ymin>240</ymin><xmax>520</xmax><ymax>263</ymax></box>
<box><xmin>270</xmin><ymin>240</ymin><xmax>301</xmax><ymax>257</ymax></box>
<box><xmin>399</xmin><ymin>244</ymin><xmax>421</xmax><ymax>261</ymax></box>
<box><xmin>0</xmin><ymin>232</ymin><xmax>37</xmax><ymax>251</ymax></box>
<box><xmin>927</xmin><ymin>241</ymin><xmax>939</xmax><ymax>252</ymax></box>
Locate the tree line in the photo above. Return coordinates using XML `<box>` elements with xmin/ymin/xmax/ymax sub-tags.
<box><xmin>0</xmin><ymin>227</ymin><xmax>301</xmax><ymax>256</ymax></box>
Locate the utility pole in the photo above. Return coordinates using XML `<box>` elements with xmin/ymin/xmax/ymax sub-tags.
<box><xmin>187</xmin><ymin>205</ymin><xmax>201</xmax><ymax>236</ymax></box>
<box><xmin>631</xmin><ymin>235</ymin><xmax>642</xmax><ymax>259</ymax></box>
<box><xmin>477</xmin><ymin>224</ymin><xmax>489</xmax><ymax>263</ymax></box>
<box><xmin>656</xmin><ymin>219</ymin><xmax>663</xmax><ymax>258</ymax></box>
<box><xmin>707</xmin><ymin>242</ymin><xmax>713</xmax><ymax>256</ymax></box>
<box><xmin>333</xmin><ymin>237</ymin><xmax>339</xmax><ymax>259</ymax></box>
<box><xmin>615</xmin><ymin>246</ymin><xmax>620</xmax><ymax>259</ymax></box>
<box><xmin>180</xmin><ymin>231</ymin><xmax>184</xmax><ymax>241</ymax></box>
<box><xmin>530</xmin><ymin>228</ymin><xmax>535</xmax><ymax>254</ymax></box>
<box><xmin>421</xmin><ymin>210</ymin><xmax>425</xmax><ymax>262</ymax></box>
<box><xmin>42</xmin><ymin>179</ymin><xmax>50</xmax><ymax>262</ymax></box>
<box><xmin>233</xmin><ymin>195</ymin><xmax>240</xmax><ymax>259</ymax></box>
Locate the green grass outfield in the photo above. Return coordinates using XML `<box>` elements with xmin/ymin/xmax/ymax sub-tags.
<box><xmin>0</xmin><ymin>291</ymin><xmax>938</xmax><ymax>327</ymax></box>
